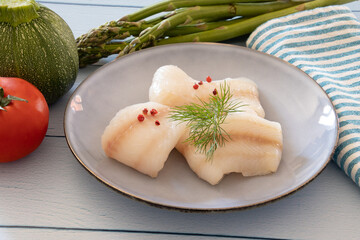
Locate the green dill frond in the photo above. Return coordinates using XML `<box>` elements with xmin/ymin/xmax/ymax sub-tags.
<box><xmin>169</xmin><ymin>81</ymin><xmax>245</xmax><ymax>161</ymax></box>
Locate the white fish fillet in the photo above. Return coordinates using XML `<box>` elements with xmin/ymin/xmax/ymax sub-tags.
<box><xmin>101</xmin><ymin>102</ymin><xmax>185</xmax><ymax>178</ymax></box>
<box><xmin>149</xmin><ymin>65</ymin><xmax>265</xmax><ymax>117</ymax></box>
<box><xmin>176</xmin><ymin>112</ymin><xmax>283</xmax><ymax>185</ymax></box>
<box><xmin>102</xmin><ymin>66</ymin><xmax>283</xmax><ymax>185</ymax></box>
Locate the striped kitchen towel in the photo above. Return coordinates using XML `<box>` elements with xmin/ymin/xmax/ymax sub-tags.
<box><xmin>247</xmin><ymin>5</ymin><xmax>360</xmax><ymax>186</ymax></box>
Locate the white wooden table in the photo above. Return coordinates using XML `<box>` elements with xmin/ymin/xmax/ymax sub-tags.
<box><xmin>1</xmin><ymin>1</ymin><xmax>359</xmax><ymax>239</ymax></box>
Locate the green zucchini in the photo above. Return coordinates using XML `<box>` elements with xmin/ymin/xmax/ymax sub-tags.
<box><xmin>0</xmin><ymin>0</ymin><xmax>79</xmax><ymax>104</ymax></box>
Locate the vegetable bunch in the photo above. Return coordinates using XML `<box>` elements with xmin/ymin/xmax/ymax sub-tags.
<box><xmin>77</xmin><ymin>0</ymin><xmax>355</xmax><ymax>67</ymax></box>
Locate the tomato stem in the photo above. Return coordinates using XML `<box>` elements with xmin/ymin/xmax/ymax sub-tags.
<box><xmin>0</xmin><ymin>87</ymin><xmax>28</xmax><ymax>111</ymax></box>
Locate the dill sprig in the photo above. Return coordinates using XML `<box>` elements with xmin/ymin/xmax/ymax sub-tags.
<box><xmin>169</xmin><ymin>81</ymin><xmax>244</xmax><ymax>161</ymax></box>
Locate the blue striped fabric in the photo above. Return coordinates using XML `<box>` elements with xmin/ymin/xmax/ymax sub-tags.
<box><xmin>246</xmin><ymin>6</ymin><xmax>360</xmax><ymax>186</ymax></box>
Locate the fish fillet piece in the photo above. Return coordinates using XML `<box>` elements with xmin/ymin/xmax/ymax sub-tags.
<box><xmin>176</xmin><ymin>112</ymin><xmax>283</xmax><ymax>185</ymax></box>
<box><xmin>102</xmin><ymin>102</ymin><xmax>185</xmax><ymax>178</ymax></box>
<box><xmin>149</xmin><ymin>65</ymin><xmax>265</xmax><ymax>117</ymax></box>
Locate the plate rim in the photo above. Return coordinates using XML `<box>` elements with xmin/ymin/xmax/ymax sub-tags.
<box><xmin>64</xmin><ymin>42</ymin><xmax>339</xmax><ymax>212</ymax></box>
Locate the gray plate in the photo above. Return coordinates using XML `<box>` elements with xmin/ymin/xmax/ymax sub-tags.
<box><xmin>64</xmin><ymin>43</ymin><xmax>338</xmax><ymax>211</ymax></box>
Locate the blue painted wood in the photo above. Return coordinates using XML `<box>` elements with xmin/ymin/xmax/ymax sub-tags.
<box><xmin>1</xmin><ymin>1</ymin><xmax>359</xmax><ymax>239</ymax></box>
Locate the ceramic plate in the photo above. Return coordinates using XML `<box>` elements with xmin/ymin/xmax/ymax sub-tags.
<box><xmin>64</xmin><ymin>43</ymin><xmax>338</xmax><ymax>211</ymax></box>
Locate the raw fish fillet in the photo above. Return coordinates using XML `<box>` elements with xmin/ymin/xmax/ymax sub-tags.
<box><xmin>176</xmin><ymin>112</ymin><xmax>283</xmax><ymax>185</ymax></box>
<box><xmin>149</xmin><ymin>65</ymin><xmax>265</xmax><ymax>117</ymax></box>
<box><xmin>102</xmin><ymin>102</ymin><xmax>185</xmax><ymax>177</ymax></box>
<box><xmin>102</xmin><ymin>66</ymin><xmax>283</xmax><ymax>184</ymax></box>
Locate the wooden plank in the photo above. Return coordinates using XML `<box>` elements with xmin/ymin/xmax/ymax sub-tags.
<box><xmin>0</xmin><ymin>228</ymin><xmax>253</xmax><ymax>240</ymax></box>
<box><xmin>10</xmin><ymin>2</ymin><xmax>359</xmax><ymax>240</ymax></box>
<box><xmin>0</xmin><ymin>137</ymin><xmax>359</xmax><ymax>240</ymax></box>
<box><xmin>345</xmin><ymin>1</ymin><xmax>360</xmax><ymax>11</ymax></box>
<box><xmin>40</xmin><ymin>3</ymin><xmax>138</xmax><ymax>38</ymax></box>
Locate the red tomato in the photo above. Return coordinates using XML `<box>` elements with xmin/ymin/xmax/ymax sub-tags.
<box><xmin>0</xmin><ymin>77</ymin><xmax>49</xmax><ymax>162</ymax></box>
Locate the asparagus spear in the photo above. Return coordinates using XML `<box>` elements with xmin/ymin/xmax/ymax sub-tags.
<box><xmin>76</xmin><ymin>0</ymin><xmax>277</xmax><ymax>48</ymax></box>
<box><xmin>120</xmin><ymin>1</ymin><xmax>301</xmax><ymax>56</ymax></box>
<box><xmin>78</xmin><ymin>41</ymin><xmax>130</xmax><ymax>67</ymax></box>
<box><xmin>77</xmin><ymin>0</ymin><xmax>355</xmax><ymax>67</ymax></box>
<box><xmin>156</xmin><ymin>0</ymin><xmax>356</xmax><ymax>45</ymax></box>
<box><xmin>76</xmin><ymin>17</ymin><xmax>163</xmax><ymax>48</ymax></box>
<box><xmin>77</xmin><ymin>16</ymin><xmax>229</xmax><ymax>49</ymax></box>
<box><xmin>167</xmin><ymin>17</ymin><xmax>247</xmax><ymax>36</ymax></box>
<box><xmin>120</xmin><ymin>0</ymin><xmax>278</xmax><ymax>22</ymax></box>
<box><xmin>78</xmin><ymin>18</ymin><xmax>247</xmax><ymax>66</ymax></box>
<box><xmin>76</xmin><ymin>10</ymin><xmax>225</xmax><ymax>49</ymax></box>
